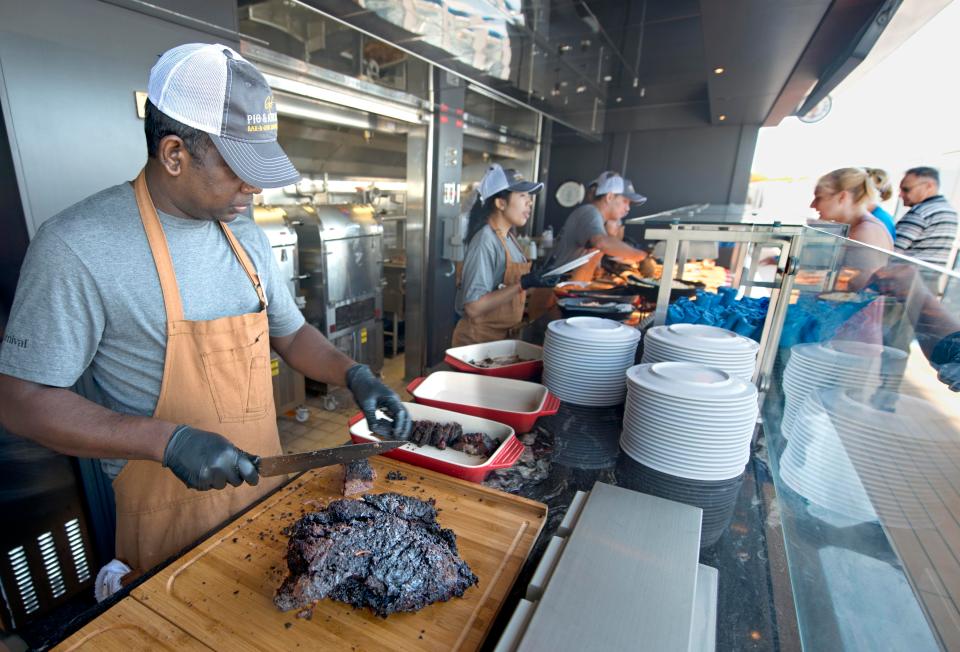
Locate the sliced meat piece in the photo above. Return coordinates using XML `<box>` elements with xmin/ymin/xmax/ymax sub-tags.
<box><xmin>342</xmin><ymin>458</ymin><xmax>377</xmax><ymax>496</ymax></box>
<box><xmin>449</xmin><ymin>432</ymin><xmax>500</xmax><ymax>457</ymax></box>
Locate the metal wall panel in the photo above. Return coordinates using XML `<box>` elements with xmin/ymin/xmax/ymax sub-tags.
<box><xmin>542</xmin><ymin>123</ymin><xmax>760</xmax><ymax>231</ymax></box>
<box><xmin>0</xmin><ymin>0</ymin><xmax>237</xmax><ymax>236</ymax></box>
<box><xmin>403</xmin><ymin>112</ymin><xmax>430</xmax><ymax>380</ymax></box>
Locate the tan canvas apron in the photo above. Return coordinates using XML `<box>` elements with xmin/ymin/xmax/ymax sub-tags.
<box><xmin>112</xmin><ymin>170</ymin><xmax>284</xmax><ymax>573</ymax></box>
<box><xmin>452</xmin><ymin>228</ymin><xmax>531</xmax><ymax>346</ymax></box>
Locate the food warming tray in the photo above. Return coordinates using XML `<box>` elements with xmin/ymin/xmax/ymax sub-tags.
<box><xmin>444</xmin><ymin>339</ymin><xmax>543</xmax><ymax>380</ymax></box>
<box><xmin>349</xmin><ymin>402</ymin><xmax>523</xmax><ymax>483</ymax></box>
<box><xmin>407</xmin><ymin>371</ymin><xmax>560</xmax><ymax>433</ymax></box>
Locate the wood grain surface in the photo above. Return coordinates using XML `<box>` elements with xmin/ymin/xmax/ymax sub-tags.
<box><xmin>127</xmin><ymin>458</ymin><xmax>546</xmax><ymax>651</ymax></box>
<box><xmin>52</xmin><ymin>597</ymin><xmax>212</xmax><ymax>651</ymax></box>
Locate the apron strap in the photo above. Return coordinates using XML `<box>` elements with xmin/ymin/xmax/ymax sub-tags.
<box><xmin>219</xmin><ymin>222</ymin><xmax>269</xmax><ymax>310</ymax></box>
<box><xmin>134</xmin><ymin>170</ymin><xmax>185</xmax><ymax>322</ymax></box>
<box><xmin>133</xmin><ymin>169</ymin><xmax>269</xmax><ymax>322</ymax></box>
<box><xmin>491</xmin><ymin>225</ymin><xmax>523</xmax><ymax>265</ymax></box>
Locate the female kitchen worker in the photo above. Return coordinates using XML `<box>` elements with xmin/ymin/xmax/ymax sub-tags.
<box><xmin>452</xmin><ymin>164</ymin><xmax>560</xmax><ymax>346</ymax></box>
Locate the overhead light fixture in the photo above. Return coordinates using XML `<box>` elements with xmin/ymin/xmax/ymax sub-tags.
<box><xmin>718</xmin><ymin>114</ymin><xmax>727</xmax><ymax>121</ymax></box>
<box><xmin>713</xmin><ymin>67</ymin><xmax>725</xmax><ymax>75</ymax></box>
<box><xmin>603</xmin><ymin>75</ymin><xmax>612</xmax><ymax>82</ymax></box>
<box><xmin>615</xmin><ymin>97</ymin><xmax>622</xmax><ymax>103</ymax></box>
<box><xmin>576</xmin><ymin>85</ymin><xmax>587</xmax><ymax>94</ymax></box>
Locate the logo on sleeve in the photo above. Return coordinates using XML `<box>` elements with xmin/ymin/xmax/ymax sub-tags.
<box><xmin>2</xmin><ymin>333</ymin><xmax>28</xmax><ymax>349</ymax></box>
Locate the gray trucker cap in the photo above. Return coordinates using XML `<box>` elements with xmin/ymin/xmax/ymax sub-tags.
<box><xmin>147</xmin><ymin>43</ymin><xmax>300</xmax><ymax>188</ymax></box>
<box><xmin>591</xmin><ymin>171</ymin><xmax>647</xmax><ymax>204</ymax></box>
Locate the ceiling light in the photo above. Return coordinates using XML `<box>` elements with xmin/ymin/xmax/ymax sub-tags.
<box><xmin>713</xmin><ymin>67</ymin><xmax>725</xmax><ymax>75</ymax></box>
<box><xmin>615</xmin><ymin>97</ymin><xmax>622</xmax><ymax>103</ymax></box>
<box><xmin>576</xmin><ymin>85</ymin><xmax>587</xmax><ymax>94</ymax></box>
<box><xmin>718</xmin><ymin>114</ymin><xmax>727</xmax><ymax>121</ymax></box>
<box><xmin>603</xmin><ymin>75</ymin><xmax>612</xmax><ymax>82</ymax></box>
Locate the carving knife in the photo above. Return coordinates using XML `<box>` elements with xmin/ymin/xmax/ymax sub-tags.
<box><xmin>253</xmin><ymin>440</ymin><xmax>406</xmax><ymax>477</ymax></box>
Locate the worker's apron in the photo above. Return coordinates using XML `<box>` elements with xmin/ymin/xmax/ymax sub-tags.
<box><xmin>526</xmin><ymin>248</ymin><xmax>600</xmax><ymax>321</ymax></box>
<box><xmin>452</xmin><ymin>229</ymin><xmax>531</xmax><ymax>346</ymax></box>
<box><xmin>112</xmin><ymin>171</ymin><xmax>284</xmax><ymax>573</ymax></box>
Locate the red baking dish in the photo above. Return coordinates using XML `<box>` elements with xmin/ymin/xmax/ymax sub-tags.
<box><xmin>348</xmin><ymin>402</ymin><xmax>524</xmax><ymax>483</ymax></box>
<box><xmin>406</xmin><ymin>371</ymin><xmax>560</xmax><ymax>434</ymax></box>
<box><xmin>444</xmin><ymin>340</ymin><xmax>543</xmax><ymax>380</ymax></box>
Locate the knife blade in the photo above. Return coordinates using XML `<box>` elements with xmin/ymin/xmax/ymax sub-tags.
<box><xmin>255</xmin><ymin>440</ymin><xmax>407</xmax><ymax>477</ymax></box>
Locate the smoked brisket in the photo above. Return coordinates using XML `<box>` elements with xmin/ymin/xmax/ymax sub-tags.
<box><xmin>341</xmin><ymin>458</ymin><xmax>377</xmax><ymax>496</ymax></box>
<box><xmin>274</xmin><ymin>493</ymin><xmax>478</xmax><ymax>617</ymax></box>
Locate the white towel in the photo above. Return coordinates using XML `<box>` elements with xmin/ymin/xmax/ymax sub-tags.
<box><xmin>94</xmin><ymin>559</ymin><xmax>132</xmax><ymax>603</ymax></box>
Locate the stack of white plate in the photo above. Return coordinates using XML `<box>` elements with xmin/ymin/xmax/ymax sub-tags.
<box><xmin>779</xmin><ymin>388</ymin><xmax>960</xmax><ymax>529</ymax></box>
<box><xmin>620</xmin><ymin>362</ymin><xmax>758</xmax><ymax>481</ymax></box>
<box><xmin>543</xmin><ymin>317</ymin><xmax>641</xmax><ymax>407</ymax></box>
<box><xmin>641</xmin><ymin>324</ymin><xmax>759</xmax><ymax>381</ymax></box>
<box><xmin>781</xmin><ymin>341</ymin><xmax>907</xmax><ymax>438</ymax></box>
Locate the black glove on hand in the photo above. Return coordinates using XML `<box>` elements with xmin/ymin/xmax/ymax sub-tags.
<box><xmin>162</xmin><ymin>425</ymin><xmax>260</xmax><ymax>491</ymax></box>
<box><xmin>346</xmin><ymin>363</ymin><xmax>412</xmax><ymax>441</ymax></box>
<box><xmin>520</xmin><ymin>271</ymin><xmax>568</xmax><ymax>290</ymax></box>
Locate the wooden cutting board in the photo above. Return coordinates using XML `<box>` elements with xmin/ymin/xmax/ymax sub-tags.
<box><xmin>53</xmin><ymin>597</ymin><xmax>212</xmax><ymax>651</ymax></box>
<box><xmin>129</xmin><ymin>458</ymin><xmax>546</xmax><ymax>651</ymax></box>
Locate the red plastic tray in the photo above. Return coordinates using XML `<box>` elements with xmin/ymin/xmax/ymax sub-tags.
<box><xmin>406</xmin><ymin>375</ymin><xmax>560</xmax><ymax>434</ymax></box>
<box><xmin>347</xmin><ymin>403</ymin><xmax>524</xmax><ymax>483</ymax></box>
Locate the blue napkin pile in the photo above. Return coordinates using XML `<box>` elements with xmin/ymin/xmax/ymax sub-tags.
<box><xmin>666</xmin><ymin>287</ymin><xmax>769</xmax><ymax>341</ymax></box>
<box><xmin>778</xmin><ymin>293</ymin><xmax>878</xmax><ymax>348</ymax></box>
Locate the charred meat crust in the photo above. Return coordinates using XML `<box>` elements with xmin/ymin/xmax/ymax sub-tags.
<box><xmin>274</xmin><ymin>493</ymin><xmax>478</xmax><ymax>617</ymax></box>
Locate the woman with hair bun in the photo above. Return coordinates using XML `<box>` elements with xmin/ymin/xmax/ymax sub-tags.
<box><xmin>811</xmin><ymin>167</ymin><xmax>893</xmax><ymax>288</ymax></box>
<box><xmin>864</xmin><ymin>167</ymin><xmax>897</xmax><ymax>241</ymax></box>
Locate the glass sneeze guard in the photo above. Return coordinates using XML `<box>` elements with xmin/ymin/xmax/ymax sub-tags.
<box><xmin>764</xmin><ymin>228</ymin><xmax>960</xmax><ymax>651</ymax></box>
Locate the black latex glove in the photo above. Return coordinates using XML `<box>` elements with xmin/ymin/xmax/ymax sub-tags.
<box><xmin>162</xmin><ymin>425</ymin><xmax>260</xmax><ymax>491</ymax></box>
<box><xmin>520</xmin><ymin>271</ymin><xmax>568</xmax><ymax>290</ymax></box>
<box><xmin>346</xmin><ymin>364</ymin><xmax>412</xmax><ymax>441</ymax></box>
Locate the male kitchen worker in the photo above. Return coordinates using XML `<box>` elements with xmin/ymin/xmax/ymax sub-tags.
<box><xmin>0</xmin><ymin>43</ymin><xmax>410</xmax><ymax>580</ymax></box>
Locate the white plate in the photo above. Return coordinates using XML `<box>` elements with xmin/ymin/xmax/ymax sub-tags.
<box><xmin>620</xmin><ymin>427</ymin><xmax>752</xmax><ymax>457</ymax></box>
<box><xmin>625</xmin><ymin>388</ymin><xmax>758</xmax><ymax>413</ymax></box>
<box><xmin>544</xmin><ymin>349</ymin><xmax>637</xmax><ymax>363</ymax></box>
<box><xmin>624</xmin><ymin>394</ymin><xmax>758</xmax><ymax>419</ymax></box>
<box><xmin>625</xmin><ymin>411</ymin><xmax>757</xmax><ymax>431</ymax></box>
<box><xmin>547</xmin><ymin>317</ymin><xmax>641</xmax><ymax>343</ymax></box>
<box><xmin>643</xmin><ymin>342</ymin><xmax>756</xmax><ymax>364</ymax></box>
<box><xmin>626</xmin><ymin>363</ymin><xmax>757</xmax><ymax>402</ymax></box>
<box><xmin>623</xmin><ymin>413</ymin><xmax>757</xmax><ymax>436</ymax></box>
<box><xmin>541</xmin><ymin>250</ymin><xmax>602</xmax><ymax>278</ymax></box>
<box><xmin>619</xmin><ymin>437</ymin><xmax>750</xmax><ymax>469</ymax></box>
<box><xmin>646</xmin><ymin>324</ymin><xmax>759</xmax><ymax>355</ymax></box>
<box><xmin>628</xmin><ymin>443</ymin><xmax>750</xmax><ymax>467</ymax></box>
<box><xmin>620</xmin><ymin>441</ymin><xmax>747</xmax><ymax>481</ymax></box>
<box><xmin>641</xmin><ymin>355</ymin><xmax>755</xmax><ymax>380</ymax></box>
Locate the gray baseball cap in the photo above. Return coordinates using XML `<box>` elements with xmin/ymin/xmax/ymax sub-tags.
<box><xmin>148</xmin><ymin>43</ymin><xmax>300</xmax><ymax>189</ymax></box>
<box><xmin>478</xmin><ymin>164</ymin><xmax>544</xmax><ymax>202</ymax></box>
<box><xmin>591</xmin><ymin>171</ymin><xmax>647</xmax><ymax>204</ymax></box>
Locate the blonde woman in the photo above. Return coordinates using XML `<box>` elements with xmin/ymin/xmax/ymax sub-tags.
<box><xmin>811</xmin><ymin>167</ymin><xmax>893</xmax><ymax>288</ymax></box>
<box><xmin>864</xmin><ymin>167</ymin><xmax>897</xmax><ymax>241</ymax></box>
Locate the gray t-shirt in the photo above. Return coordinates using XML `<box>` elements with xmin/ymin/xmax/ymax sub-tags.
<box><xmin>548</xmin><ymin>204</ymin><xmax>605</xmax><ymax>270</ymax></box>
<box><xmin>455</xmin><ymin>224</ymin><xmax>526</xmax><ymax>315</ymax></box>
<box><xmin>0</xmin><ymin>183</ymin><xmax>305</xmax><ymax>478</ymax></box>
